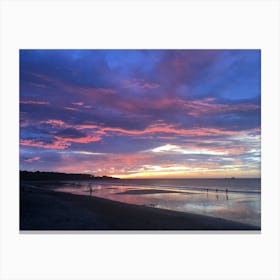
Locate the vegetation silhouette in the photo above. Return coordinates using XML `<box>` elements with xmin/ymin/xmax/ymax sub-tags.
<box><xmin>20</xmin><ymin>170</ymin><xmax>119</xmax><ymax>181</ymax></box>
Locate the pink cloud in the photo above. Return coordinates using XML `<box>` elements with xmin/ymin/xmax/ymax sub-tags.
<box><xmin>54</xmin><ymin>135</ymin><xmax>101</xmax><ymax>144</ymax></box>
<box><xmin>203</xmin><ymin>97</ymin><xmax>216</xmax><ymax>102</ymax></box>
<box><xmin>51</xmin><ymin>118</ymin><xmax>252</xmax><ymax>140</ymax></box>
<box><xmin>45</xmin><ymin>119</ymin><xmax>66</xmax><ymax>126</ymax></box>
<box><xmin>20</xmin><ymin>133</ymin><xmax>102</xmax><ymax>150</ymax></box>
<box><xmin>54</xmin><ymin>153</ymin><xmax>153</xmax><ymax>175</ymax></box>
<box><xmin>140</xmin><ymin>82</ymin><xmax>160</xmax><ymax>89</ymax></box>
<box><xmin>74</xmin><ymin>124</ymin><xmax>107</xmax><ymax>136</ymax></box>
<box><xmin>20</xmin><ymin>100</ymin><xmax>49</xmax><ymax>105</ymax></box>
<box><xmin>64</xmin><ymin>107</ymin><xmax>78</xmax><ymax>111</ymax></box>
<box><xmin>72</xmin><ymin>102</ymin><xmax>92</xmax><ymax>109</ymax></box>
<box><xmin>113</xmin><ymin>95</ymin><xmax>259</xmax><ymax>120</ymax></box>
<box><xmin>113</xmin><ymin>97</ymin><xmax>179</xmax><ymax>113</ymax></box>
<box><xmin>20</xmin><ymin>139</ymin><xmax>70</xmax><ymax>150</ymax></box>
<box><xmin>72</xmin><ymin>102</ymin><xmax>84</xmax><ymax>106</ymax></box>
<box><xmin>184</xmin><ymin>98</ymin><xmax>260</xmax><ymax>116</ymax></box>
<box><xmin>24</xmin><ymin>156</ymin><xmax>40</xmax><ymax>163</ymax></box>
<box><xmin>74</xmin><ymin>124</ymin><xmax>99</xmax><ymax>129</ymax></box>
<box><xmin>101</xmin><ymin>121</ymin><xmax>249</xmax><ymax>137</ymax></box>
<box><xmin>122</xmin><ymin>78</ymin><xmax>160</xmax><ymax>89</ymax></box>
<box><xmin>29</xmin><ymin>72</ymin><xmax>117</xmax><ymax>98</ymax></box>
<box><xmin>159</xmin><ymin>50</ymin><xmax>218</xmax><ymax>83</ymax></box>
<box><xmin>122</xmin><ymin>96</ymin><xmax>258</xmax><ymax>118</ymax></box>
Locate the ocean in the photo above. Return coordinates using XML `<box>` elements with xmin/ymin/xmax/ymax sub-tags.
<box><xmin>52</xmin><ymin>178</ymin><xmax>261</xmax><ymax>227</ymax></box>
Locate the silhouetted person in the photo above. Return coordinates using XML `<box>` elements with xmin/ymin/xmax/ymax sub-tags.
<box><xmin>225</xmin><ymin>188</ymin><xmax>229</xmax><ymax>200</ymax></box>
<box><xmin>216</xmin><ymin>188</ymin><xmax>218</xmax><ymax>193</ymax></box>
<box><xmin>89</xmin><ymin>187</ymin><xmax>93</xmax><ymax>196</ymax></box>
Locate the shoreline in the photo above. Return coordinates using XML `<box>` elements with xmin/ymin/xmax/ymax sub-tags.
<box><xmin>20</xmin><ymin>184</ymin><xmax>260</xmax><ymax>231</ymax></box>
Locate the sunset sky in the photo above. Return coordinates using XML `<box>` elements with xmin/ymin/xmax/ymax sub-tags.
<box><xmin>20</xmin><ymin>50</ymin><xmax>261</xmax><ymax>178</ymax></box>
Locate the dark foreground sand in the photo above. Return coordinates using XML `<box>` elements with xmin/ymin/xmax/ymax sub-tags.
<box><xmin>20</xmin><ymin>184</ymin><xmax>260</xmax><ymax>231</ymax></box>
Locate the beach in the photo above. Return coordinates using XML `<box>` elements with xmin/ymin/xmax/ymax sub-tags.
<box><xmin>20</xmin><ymin>184</ymin><xmax>260</xmax><ymax>231</ymax></box>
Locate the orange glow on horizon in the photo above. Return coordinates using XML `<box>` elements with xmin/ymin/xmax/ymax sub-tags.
<box><xmin>111</xmin><ymin>168</ymin><xmax>261</xmax><ymax>179</ymax></box>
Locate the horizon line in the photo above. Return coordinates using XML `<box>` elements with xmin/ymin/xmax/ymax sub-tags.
<box><xmin>20</xmin><ymin>170</ymin><xmax>261</xmax><ymax>180</ymax></box>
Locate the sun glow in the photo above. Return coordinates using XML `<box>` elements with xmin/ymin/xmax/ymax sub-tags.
<box><xmin>151</xmin><ymin>144</ymin><xmax>227</xmax><ymax>155</ymax></box>
<box><xmin>152</xmin><ymin>144</ymin><xmax>179</xmax><ymax>153</ymax></box>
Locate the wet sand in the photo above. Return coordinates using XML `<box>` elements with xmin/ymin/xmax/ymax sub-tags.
<box><xmin>116</xmin><ymin>189</ymin><xmax>182</xmax><ymax>195</ymax></box>
<box><xmin>20</xmin><ymin>185</ymin><xmax>260</xmax><ymax>231</ymax></box>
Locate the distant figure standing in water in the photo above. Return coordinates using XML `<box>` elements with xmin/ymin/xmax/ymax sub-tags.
<box><xmin>89</xmin><ymin>186</ymin><xmax>93</xmax><ymax>196</ymax></box>
<box><xmin>225</xmin><ymin>188</ymin><xmax>229</xmax><ymax>200</ymax></box>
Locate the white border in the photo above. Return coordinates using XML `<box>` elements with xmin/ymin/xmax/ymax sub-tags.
<box><xmin>1</xmin><ymin>0</ymin><xmax>279</xmax><ymax>279</ymax></box>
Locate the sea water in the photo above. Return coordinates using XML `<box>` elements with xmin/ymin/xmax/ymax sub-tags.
<box><xmin>52</xmin><ymin>178</ymin><xmax>261</xmax><ymax>227</ymax></box>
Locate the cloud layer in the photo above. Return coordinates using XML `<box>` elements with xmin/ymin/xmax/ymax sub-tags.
<box><xmin>20</xmin><ymin>50</ymin><xmax>261</xmax><ymax>178</ymax></box>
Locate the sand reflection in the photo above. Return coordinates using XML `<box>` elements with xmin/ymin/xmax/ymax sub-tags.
<box><xmin>54</xmin><ymin>181</ymin><xmax>260</xmax><ymax>227</ymax></box>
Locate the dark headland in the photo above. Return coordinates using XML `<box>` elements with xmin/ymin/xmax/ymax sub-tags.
<box><xmin>20</xmin><ymin>170</ymin><xmax>119</xmax><ymax>181</ymax></box>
